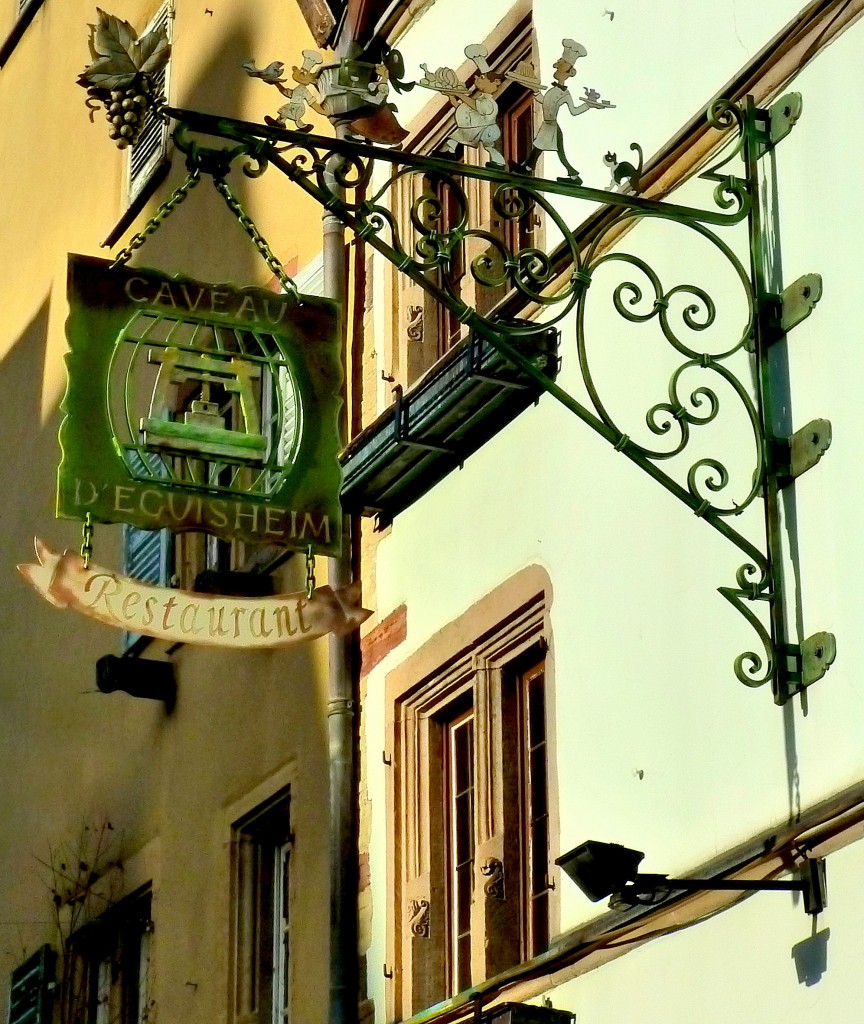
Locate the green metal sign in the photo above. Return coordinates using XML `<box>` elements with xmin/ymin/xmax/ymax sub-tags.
<box><xmin>59</xmin><ymin>254</ymin><xmax>343</xmax><ymax>556</ymax></box>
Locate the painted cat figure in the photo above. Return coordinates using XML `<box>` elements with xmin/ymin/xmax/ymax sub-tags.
<box><xmin>603</xmin><ymin>143</ymin><xmax>643</xmax><ymax>192</ymax></box>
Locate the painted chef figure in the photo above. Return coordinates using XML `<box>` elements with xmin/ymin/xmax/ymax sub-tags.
<box><xmin>526</xmin><ymin>38</ymin><xmax>614</xmax><ymax>184</ymax></box>
<box><xmin>419</xmin><ymin>45</ymin><xmax>506</xmax><ymax>167</ymax></box>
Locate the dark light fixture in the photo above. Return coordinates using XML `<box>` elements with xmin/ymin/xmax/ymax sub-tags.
<box><xmin>556</xmin><ymin>840</ymin><xmax>827</xmax><ymax>916</ymax></box>
<box><xmin>96</xmin><ymin>655</ymin><xmax>176</xmax><ymax>712</ymax></box>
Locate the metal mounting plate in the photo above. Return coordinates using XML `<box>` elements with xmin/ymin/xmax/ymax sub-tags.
<box><xmin>782</xmin><ymin>273</ymin><xmax>822</xmax><ymax>332</ymax></box>
<box><xmin>769</xmin><ymin>92</ymin><xmax>803</xmax><ymax>146</ymax></box>
<box><xmin>776</xmin><ymin>418</ymin><xmax>832</xmax><ymax>484</ymax></box>
<box><xmin>801</xmin><ymin>631</ymin><xmax>837</xmax><ymax>686</ymax></box>
<box><xmin>783</xmin><ymin>632</ymin><xmax>837</xmax><ymax>701</ymax></box>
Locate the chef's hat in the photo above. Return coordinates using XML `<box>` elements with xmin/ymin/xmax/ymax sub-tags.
<box><xmin>464</xmin><ymin>43</ymin><xmax>492</xmax><ymax>74</ymax></box>
<box><xmin>561</xmin><ymin>39</ymin><xmax>588</xmax><ymax>65</ymax></box>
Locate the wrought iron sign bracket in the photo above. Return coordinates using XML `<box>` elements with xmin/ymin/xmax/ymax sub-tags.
<box><xmin>149</xmin><ymin>95</ymin><xmax>833</xmax><ymax>704</ymax></box>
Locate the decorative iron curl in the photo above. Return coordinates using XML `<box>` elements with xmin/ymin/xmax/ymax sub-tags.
<box><xmin>700</xmin><ymin>99</ymin><xmax>750</xmax><ymax>218</ymax></box>
<box><xmin>687</xmin><ymin>457</ymin><xmax>729</xmax><ymax>505</ymax></box>
<box><xmin>576</xmin><ymin>213</ymin><xmax>762</xmax><ymax>515</ymax></box>
<box><xmin>470</xmin><ymin>234</ymin><xmax>510</xmax><ymax>289</ymax></box>
<box><xmin>262</xmin><ymin>141</ymin><xmax>322</xmax><ymax>180</ymax></box>
<box><xmin>312</xmin><ymin>148</ymin><xmax>373</xmax><ymax>194</ymax></box>
<box><xmin>352</xmin><ymin>164</ymin><xmax>587</xmax><ymax>329</ymax></box>
<box><xmin>719</xmin><ymin>561</ymin><xmax>775</xmax><ymax>688</ymax></box>
<box><xmin>242</xmin><ymin>151</ymin><xmax>270</xmax><ymax>179</ymax></box>
<box><xmin>355</xmin><ymin>206</ymin><xmax>399</xmax><ymax>251</ymax></box>
<box><xmin>490</xmin><ymin>181</ymin><xmax>533</xmax><ymax>223</ymax></box>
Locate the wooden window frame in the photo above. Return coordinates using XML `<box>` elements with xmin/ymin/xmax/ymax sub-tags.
<box><xmin>231</xmin><ymin>788</ymin><xmax>293</xmax><ymax>1024</ymax></box>
<box><xmin>70</xmin><ymin>888</ymin><xmax>153</xmax><ymax>1024</ymax></box>
<box><xmin>385</xmin><ymin>567</ymin><xmax>557</xmax><ymax>1020</ymax></box>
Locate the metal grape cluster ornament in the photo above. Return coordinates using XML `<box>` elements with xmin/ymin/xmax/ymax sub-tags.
<box><xmin>77</xmin><ymin>8</ymin><xmax>170</xmax><ymax>149</ymax></box>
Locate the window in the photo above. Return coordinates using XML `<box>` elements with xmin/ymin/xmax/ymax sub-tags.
<box><xmin>388</xmin><ymin>17</ymin><xmax>538</xmax><ymax>385</ymax></box>
<box><xmin>231</xmin><ymin>790</ymin><xmax>292</xmax><ymax>1024</ymax></box>
<box><xmin>69</xmin><ymin>888</ymin><xmax>153</xmax><ymax>1024</ymax></box>
<box><xmin>122</xmin><ymin>522</ymin><xmax>173</xmax><ymax>647</ymax></box>
<box><xmin>443</xmin><ymin>699</ymin><xmax>475</xmax><ymax>994</ymax></box>
<box><xmin>424</xmin><ymin>173</ymin><xmax>466</xmax><ymax>359</ymax></box>
<box><xmin>507</xmin><ymin>654</ymin><xmax>550</xmax><ymax>957</ymax></box>
<box><xmin>387</xmin><ymin>580</ymin><xmax>553</xmax><ymax>1017</ymax></box>
<box><xmin>127</xmin><ymin>3</ymin><xmax>171</xmax><ymax>202</ymax></box>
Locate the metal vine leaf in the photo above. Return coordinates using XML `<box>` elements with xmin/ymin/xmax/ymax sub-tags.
<box><xmin>79</xmin><ymin>8</ymin><xmax>170</xmax><ymax>90</ymax></box>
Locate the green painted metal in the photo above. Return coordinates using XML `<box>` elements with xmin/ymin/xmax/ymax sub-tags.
<box><xmin>58</xmin><ymin>254</ymin><xmax>343</xmax><ymax>556</ymax></box>
<box><xmin>149</xmin><ymin>97</ymin><xmax>829</xmax><ymax>701</ymax></box>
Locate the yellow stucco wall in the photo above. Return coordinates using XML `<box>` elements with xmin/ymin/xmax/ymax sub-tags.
<box><xmin>0</xmin><ymin>4</ymin><xmax>331</xmax><ymax>1023</ymax></box>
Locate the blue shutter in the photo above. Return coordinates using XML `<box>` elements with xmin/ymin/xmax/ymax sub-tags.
<box><xmin>124</xmin><ymin>524</ymin><xmax>171</xmax><ymax>586</ymax></box>
<box><xmin>7</xmin><ymin>946</ymin><xmax>55</xmax><ymax>1024</ymax></box>
<box><xmin>122</xmin><ymin>525</ymin><xmax>172</xmax><ymax>650</ymax></box>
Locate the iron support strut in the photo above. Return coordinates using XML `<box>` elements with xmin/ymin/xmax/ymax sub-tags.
<box><xmin>743</xmin><ymin>97</ymin><xmax>834</xmax><ymax>703</ymax></box>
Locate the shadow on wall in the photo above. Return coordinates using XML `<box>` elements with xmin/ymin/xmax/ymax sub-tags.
<box><xmin>791</xmin><ymin>926</ymin><xmax>829</xmax><ymax>987</ymax></box>
<box><xmin>0</xmin><ymin>296</ymin><xmax>55</xmax><ymax>549</ymax></box>
<box><xmin>128</xmin><ymin>16</ymin><xmax>319</xmax><ymax>284</ymax></box>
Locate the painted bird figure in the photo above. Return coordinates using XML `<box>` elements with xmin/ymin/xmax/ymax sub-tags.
<box><xmin>242</xmin><ymin>60</ymin><xmax>286</xmax><ymax>83</ymax></box>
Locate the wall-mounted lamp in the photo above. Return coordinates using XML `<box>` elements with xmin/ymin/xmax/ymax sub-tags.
<box><xmin>556</xmin><ymin>840</ymin><xmax>827</xmax><ymax>916</ymax></box>
<box><xmin>96</xmin><ymin>655</ymin><xmax>176</xmax><ymax>712</ymax></box>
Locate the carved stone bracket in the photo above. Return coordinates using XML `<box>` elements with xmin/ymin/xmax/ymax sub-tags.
<box><xmin>408</xmin><ymin>898</ymin><xmax>430</xmax><ymax>937</ymax></box>
<box><xmin>406</xmin><ymin>304</ymin><xmax>424</xmax><ymax>343</ymax></box>
<box><xmin>481</xmin><ymin>857</ymin><xmax>505</xmax><ymax>900</ymax></box>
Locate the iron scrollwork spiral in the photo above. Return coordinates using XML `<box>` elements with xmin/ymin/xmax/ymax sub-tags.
<box><xmin>577</xmin><ymin>216</ymin><xmax>761</xmax><ymax>516</ymax></box>
<box><xmin>576</xmin><ymin>207</ymin><xmax>778</xmax><ymax>687</ymax></box>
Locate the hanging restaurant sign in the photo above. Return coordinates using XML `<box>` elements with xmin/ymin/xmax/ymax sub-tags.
<box><xmin>58</xmin><ymin>255</ymin><xmax>343</xmax><ymax>556</ymax></box>
<box><xmin>19</xmin><ymin>540</ymin><xmax>369</xmax><ymax>647</ymax></box>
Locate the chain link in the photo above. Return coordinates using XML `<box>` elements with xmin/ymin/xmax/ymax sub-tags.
<box><xmin>80</xmin><ymin>513</ymin><xmax>94</xmax><ymax>570</ymax></box>
<box><xmin>305</xmin><ymin>544</ymin><xmax>317</xmax><ymax>599</ymax></box>
<box><xmin>111</xmin><ymin>168</ymin><xmax>202</xmax><ymax>268</ymax></box>
<box><xmin>212</xmin><ymin>177</ymin><xmax>300</xmax><ymax>299</ymax></box>
<box><xmin>108</xmin><ymin>153</ymin><xmax>299</xmax><ymax>301</ymax></box>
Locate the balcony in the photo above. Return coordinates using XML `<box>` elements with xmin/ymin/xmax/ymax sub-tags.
<box><xmin>340</xmin><ymin>325</ymin><xmax>560</xmax><ymax>523</ymax></box>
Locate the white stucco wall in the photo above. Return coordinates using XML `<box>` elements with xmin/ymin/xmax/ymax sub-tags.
<box><xmin>363</xmin><ymin>0</ymin><xmax>864</xmax><ymax>1018</ymax></box>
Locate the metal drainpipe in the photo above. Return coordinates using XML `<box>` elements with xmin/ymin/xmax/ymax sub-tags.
<box><xmin>323</xmin><ymin>127</ymin><xmax>358</xmax><ymax>1024</ymax></box>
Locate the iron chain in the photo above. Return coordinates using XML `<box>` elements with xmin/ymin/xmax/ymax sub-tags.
<box><xmin>80</xmin><ymin>512</ymin><xmax>94</xmax><ymax>570</ymax></box>
<box><xmin>212</xmin><ymin>177</ymin><xmax>300</xmax><ymax>299</ymax></box>
<box><xmin>305</xmin><ymin>544</ymin><xmax>316</xmax><ymax>599</ymax></box>
<box><xmin>111</xmin><ymin>169</ymin><xmax>202</xmax><ymax>268</ymax></box>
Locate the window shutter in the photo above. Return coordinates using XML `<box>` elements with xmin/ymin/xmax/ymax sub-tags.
<box><xmin>124</xmin><ymin>524</ymin><xmax>171</xmax><ymax>586</ymax></box>
<box><xmin>122</xmin><ymin>453</ymin><xmax>172</xmax><ymax>589</ymax></box>
<box><xmin>8</xmin><ymin>946</ymin><xmax>55</xmax><ymax>1024</ymax></box>
<box><xmin>128</xmin><ymin>4</ymin><xmax>171</xmax><ymax>199</ymax></box>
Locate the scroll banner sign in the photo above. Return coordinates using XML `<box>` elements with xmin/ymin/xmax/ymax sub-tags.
<box><xmin>58</xmin><ymin>255</ymin><xmax>343</xmax><ymax>556</ymax></box>
<box><xmin>19</xmin><ymin>541</ymin><xmax>370</xmax><ymax>648</ymax></box>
